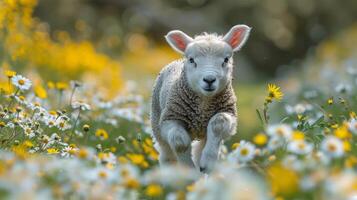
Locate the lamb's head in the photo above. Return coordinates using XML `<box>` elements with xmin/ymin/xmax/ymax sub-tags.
<box><xmin>165</xmin><ymin>25</ymin><xmax>251</xmax><ymax>97</ymax></box>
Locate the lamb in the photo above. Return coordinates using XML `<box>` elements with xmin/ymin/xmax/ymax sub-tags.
<box><xmin>150</xmin><ymin>25</ymin><xmax>251</xmax><ymax>173</ymax></box>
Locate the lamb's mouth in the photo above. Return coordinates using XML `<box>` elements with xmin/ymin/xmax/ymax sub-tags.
<box><xmin>203</xmin><ymin>87</ymin><xmax>215</xmax><ymax>92</ymax></box>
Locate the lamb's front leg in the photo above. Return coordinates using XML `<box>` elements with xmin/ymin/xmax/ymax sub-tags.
<box><xmin>161</xmin><ymin>120</ymin><xmax>195</xmax><ymax>167</ymax></box>
<box><xmin>199</xmin><ymin>113</ymin><xmax>237</xmax><ymax>173</ymax></box>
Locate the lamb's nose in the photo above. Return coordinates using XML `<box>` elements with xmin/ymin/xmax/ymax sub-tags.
<box><xmin>203</xmin><ymin>75</ymin><xmax>216</xmax><ymax>85</ymax></box>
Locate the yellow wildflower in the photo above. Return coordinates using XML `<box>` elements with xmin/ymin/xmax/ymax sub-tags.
<box><xmin>334</xmin><ymin>124</ymin><xmax>351</xmax><ymax>139</ymax></box>
<box><xmin>47</xmin><ymin>148</ymin><xmax>59</xmax><ymax>154</ymax></box>
<box><xmin>49</xmin><ymin>110</ymin><xmax>57</xmax><ymax>116</ymax></box>
<box><xmin>149</xmin><ymin>150</ymin><xmax>159</xmax><ymax>161</ymax></box>
<box><xmin>47</xmin><ymin>81</ymin><xmax>55</xmax><ymax>89</ymax></box>
<box><xmin>327</xmin><ymin>98</ymin><xmax>334</xmax><ymax>105</ymax></box>
<box><xmin>127</xmin><ymin>153</ymin><xmax>145</xmax><ymax>165</ymax></box>
<box><xmin>231</xmin><ymin>143</ymin><xmax>240</xmax><ymax>150</ymax></box>
<box><xmin>55</xmin><ymin>82</ymin><xmax>68</xmax><ymax>91</ymax></box>
<box><xmin>23</xmin><ymin>140</ymin><xmax>33</xmax><ymax>148</ymax></box>
<box><xmin>34</xmin><ymin>85</ymin><xmax>47</xmax><ymax>99</ymax></box>
<box><xmin>5</xmin><ymin>70</ymin><xmax>16</xmax><ymax>78</ymax></box>
<box><xmin>253</xmin><ymin>133</ymin><xmax>268</xmax><ymax>146</ymax></box>
<box><xmin>0</xmin><ymin>121</ymin><xmax>6</xmax><ymax>128</ymax></box>
<box><xmin>118</xmin><ymin>156</ymin><xmax>128</xmax><ymax>164</ymax></box>
<box><xmin>145</xmin><ymin>138</ymin><xmax>153</xmax><ymax>146</ymax></box>
<box><xmin>95</xmin><ymin>129</ymin><xmax>109</xmax><ymax>140</ymax></box>
<box><xmin>145</xmin><ymin>184</ymin><xmax>163</xmax><ymax>197</ymax></box>
<box><xmin>297</xmin><ymin>114</ymin><xmax>306</xmax><ymax>121</ymax></box>
<box><xmin>292</xmin><ymin>131</ymin><xmax>305</xmax><ymax>140</ymax></box>
<box><xmin>267</xmin><ymin>164</ymin><xmax>298</xmax><ymax>196</ymax></box>
<box><xmin>98</xmin><ymin>152</ymin><xmax>108</xmax><ymax>160</ymax></box>
<box><xmin>267</xmin><ymin>84</ymin><xmax>284</xmax><ymax>101</ymax></box>
<box><xmin>110</xmin><ymin>146</ymin><xmax>117</xmax><ymax>153</ymax></box>
<box><xmin>343</xmin><ymin>141</ymin><xmax>351</xmax><ymax>152</ymax></box>
<box><xmin>12</xmin><ymin>145</ymin><xmax>29</xmax><ymax>160</ymax></box>
<box><xmin>132</xmin><ymin>140</ymin><xmax>140</xmax><ymax>149</ymax></box>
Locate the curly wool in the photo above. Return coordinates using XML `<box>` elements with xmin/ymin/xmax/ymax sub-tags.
<box><xmin>151</xmin><ymin>60</ymin><xmax>237</xmax><ymax>140</ymax></box>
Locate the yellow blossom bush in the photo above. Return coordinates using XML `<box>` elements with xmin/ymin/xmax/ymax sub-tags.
<box><xmin>0</xmin><ymin>0</ymin><xmax>123</xmax><ymax>98</ymax></box>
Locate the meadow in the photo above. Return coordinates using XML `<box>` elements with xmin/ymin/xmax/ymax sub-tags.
<box><xmin>1</xmin><ymin>0</ymin><xmax>357</xmax><ymax>199</ymax></box>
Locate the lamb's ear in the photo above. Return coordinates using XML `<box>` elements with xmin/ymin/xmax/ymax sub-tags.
<box><xmin>223</xmin><ymin>25</ymin><xmax>251</xmax><ymax>52</ymax></box>
<box><xmin>165</xmin><ymin>30</ymin><xmax>193</xmax><ymax>54</ymax></box>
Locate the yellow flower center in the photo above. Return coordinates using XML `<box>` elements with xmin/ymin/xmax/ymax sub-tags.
<box><xmin>298</xmin><ymin>143</ymin><xmax>306</xmax><ymax>150</ymax></box>
<box><xmin>121</xmin><ymin>169</ymin><xmax>129</xmax><ymax>177</ymax></box>
<box><xmin>277</xmin><ymin>128</ymin><xmax>284</xmax><ymax>136</ymax></box>
<box><xmin>327</xmin><ymin>143</ymin><xmax>336</xmax><ymax>152</ymax></box>
<box><xmin>59</xmin><ymin>122</ymin><xmax>65</xmax><ymax>128</ymax></box>
<box><xmin>77</xmin><ymin>149</ymin><xmax>88</xmax><ymax>159</ymax></box>
<box><xmin>241</xmin><ymin>148</ymin><xmax>249</xmax><ymax>156</ymax></box>
<box><xmin>125</xmin><ymin>178</ymin><xmax>140</xmax><ymax>189</ymax></box>
<box><xmin>18</xmin><ymin>79</ymin><xmax>25</xmax><ymax>85</ymax></box>
<box><xmin>98</xmin><ymin>171</ymin><xmax>107</xmax><ymax>179</ymax></box>
<box><xmin>146</xmin><ymin>184</ymin><xmax>163</xmax><ymax>197</ymax></box>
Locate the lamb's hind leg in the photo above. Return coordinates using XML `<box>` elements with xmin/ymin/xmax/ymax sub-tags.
<box><xmin>160</xmin><ymin>120</ymin><xmax>195</xmax><ymax>167</ymax></box>
<box><xmin>199</xmin><ymin>112</ymin><xmax>237</xmax><ymax>173</ymax></box>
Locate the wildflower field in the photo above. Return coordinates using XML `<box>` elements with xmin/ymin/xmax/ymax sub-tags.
<box><xmin>1</xmin><ymin>0</ymin><xmax>357</xmax><ymax>200</ymax></box>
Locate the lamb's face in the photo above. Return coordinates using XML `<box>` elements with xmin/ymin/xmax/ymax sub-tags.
<box><xmin>165</xmin><ymin>25</ymin><xmax>251</xmax><ymax>97</ymax></box>
<box><xmin>184</xmin><ymin>39</ymin><xmax>233</xmax><ymax>97</ymax></box>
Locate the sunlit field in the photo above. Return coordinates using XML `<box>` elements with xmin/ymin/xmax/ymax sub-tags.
<box><xmin>1</xmin><ymin>0</ymin><xmax>357</xmax><ymax>199</ymax></box>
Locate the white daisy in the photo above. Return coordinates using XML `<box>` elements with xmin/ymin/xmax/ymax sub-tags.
<box><xmin>56</xmin><ymin>118</ymin><xmax>71</xmax><ymax>131</ymax></box>
<box><xmin>287</xmin><ymin>140</ymin><xmax>313</xmax><ymax>155</ymax></box>
<box><xmin>231</xmin><ymin>140</ymin><xmax>256</xmax><ymax>163</ymax></box>
<box><xmin>11</xmin><ymin>75</ymin><xmax>32</xmax><ymax>90</ymax></box>
<box><xmin>266</xmin><ymin>124</ymin><xmax>293</xmax><ymax>140</ymax></box>
<box><xmin>72</xmin><ymin>101</ymin><xmax>91</xmax><ymax>111</ymax></box>
<box><xmin>321</xmin><ymin>136</ymin><xmax>344</xmax><ymax>158</ymax></box>
<box><xmin>61</xmin><ymin>146</ymin><xmax>78</xmax><ymax>158</ymax></box>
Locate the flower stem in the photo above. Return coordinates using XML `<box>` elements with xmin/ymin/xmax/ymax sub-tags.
<box><xmin>69</xmin><ymin>108</ymin><xmax>81</xmax><ymax>141</ymax></box>
<box><xmin>7</xmin><ymin>88</ymin><xmax>20</xmax><ymax>109</ymax></box>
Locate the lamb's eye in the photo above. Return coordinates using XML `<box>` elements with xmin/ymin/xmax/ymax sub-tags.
<box><xmin>222</xmin><ymin>57</ymin><xmax>229</xmax><ymax>67</ymax></box>
<box><xmin>189</xmin><ymin>58</ymin><xmax>195</xmax><ymax>63</ymax></box>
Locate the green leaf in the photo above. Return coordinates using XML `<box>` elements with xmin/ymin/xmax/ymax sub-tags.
<box><xmin>256</xmin><ymin>109</ymin><xmax>264</xmax><ymax>126</ymax></box>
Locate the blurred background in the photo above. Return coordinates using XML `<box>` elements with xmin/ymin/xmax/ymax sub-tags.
<box><xmin>34</xmin><ymin>0</ymin><xmax>357</xmax><ymax>77</ymax></box>
<box><xmin>1</xmin><ymin>0</ymin><xmax>357</xmax><ymax>137</ymax></box>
